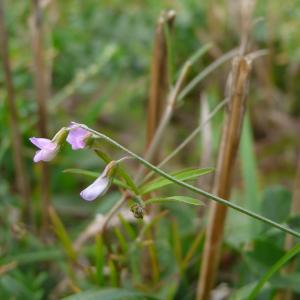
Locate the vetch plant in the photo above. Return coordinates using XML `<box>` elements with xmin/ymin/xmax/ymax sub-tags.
<box><xmin>29</xmin><ymin>122</ymin><xmax>300</xmax><ymax>239</ymax></box>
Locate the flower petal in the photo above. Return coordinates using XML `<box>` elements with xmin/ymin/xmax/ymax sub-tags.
<box><xmin>80</xmin><ymin>176</ymin><xmax>110</xmax><ymax>201</ymax></box>
<box><xmin>66</xmin><ymin>126</ymin><xmax>90</xmax><ymax>150</ymax></box>
<box><xmin>33</xmin><ymin>148</ymin><xmax>58</xmax><ymax>162</ymax></box>
<box><xmin>30</xmin><ymin>137</ymin><xmax>56</xmax><ymax>150</ymax></box>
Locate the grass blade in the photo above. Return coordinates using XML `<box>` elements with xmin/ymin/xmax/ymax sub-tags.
<box><xmin>140</xmin><ymin>167</ymin><xmax>213</xmax><ymax>195</ymax></box>
<box><xmin>146</xmin><ymin>196</ymin><xmax>204</xmax><ymax>206</ymax></box>
<box><xmin>49</xmin><ymin>207</ymin><xmax>77</xmax><ymax>262</ymax></box>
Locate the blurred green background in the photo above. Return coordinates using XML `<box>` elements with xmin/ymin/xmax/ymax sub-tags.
<box><xmin>1</xmin><ymin>0</ymin><xmax>300</xmax><ymax>299</ymax></box>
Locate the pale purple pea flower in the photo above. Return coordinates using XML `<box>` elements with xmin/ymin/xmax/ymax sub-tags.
<box><xmin>66</xmin><ymin>124</ymin><xmax>91</xmax><ymax>150</ymax></box>
<box><xmin>29</xmin><ymin>137</ymin><xmax>59</xmax><ymax>163</ymax></box>
<box><xmin>80</xmin><ymin>175</ymin><xmax>110</xmax><ymax>201</ymax></box>
<box><xmin>80</xmin><ymin>161</ymin><xmax>116</xmax><ymax>201</ymax></box>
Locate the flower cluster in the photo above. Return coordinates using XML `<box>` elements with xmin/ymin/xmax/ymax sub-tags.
<box><xmin>29</xmin><ymin>123</ymin><xmax>114</xmax><ymax>201</ymax></box>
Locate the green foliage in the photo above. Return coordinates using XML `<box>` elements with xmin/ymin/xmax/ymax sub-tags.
<box><xmin>62</xmin><ymin>288</ymin><xmax>160</xmax><ymax>300</ymax></box>
<box><xmin>1</xmin><ymin>0</ymin><xmax>300</xmax><ymax>299</ymax></box>
<box><xmin>139</xmin><ymin>168</ymin><xmax>213</xmax><ymax>194</ymax></box>
<box><xmin>261</xmin><ymin>186</ymin><xmax>292</xmax><ymax>224</ymax></box>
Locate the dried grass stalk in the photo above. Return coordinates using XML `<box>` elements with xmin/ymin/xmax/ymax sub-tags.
<box><xmin>146</xmin><ymin>10</ymin><xmax>175</xmax><ymax>158</ymax></box>
<box><xmin>196</xmin><ymin>56</ymin><xmax>252</xmax><ymax>300</ymax></box>
<box><xmin>31</xmin><ymin>0</ymin><xmax>50</xmax><ymax>230</ymax></box>
<box><xmin>0</xmin><ymin>0</ymin><xmax>31</xmax><ymax>220</ymax></box>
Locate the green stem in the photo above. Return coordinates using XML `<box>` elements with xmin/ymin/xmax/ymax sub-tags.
<box><xmin>77</xmin><ymin>123</ymin><xmax>300</xmax><ymax>239</ymax></box>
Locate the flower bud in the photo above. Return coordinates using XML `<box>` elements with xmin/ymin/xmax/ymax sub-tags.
<box><xmin>130</xmin><ymin>204</ymin><xmax>144</xmax><ymax>219</ymax></box>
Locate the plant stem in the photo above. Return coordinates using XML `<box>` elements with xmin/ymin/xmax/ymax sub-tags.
<box><xmin>31</xmin><ymin>0</ymin><xmax>50</xmax><ymax>231</ymax></box>
<box><xmin>76</xmin><ymin>123</ymin><xmax>300</xmax><ymax>240</ymax></box>
<box><xmin>178</xmin><ymin>48</ymin><xmax>238</xmax><ymax>102</ymax></box>
<box><xmin>146</xmin><ymin>10</ymin><xmax>175</xmax><ymax>154</ymax></box>
<box><xmin>0</xmin><ymin>0</ymin><xmax>31</xmax><ymax>221</ymax></box>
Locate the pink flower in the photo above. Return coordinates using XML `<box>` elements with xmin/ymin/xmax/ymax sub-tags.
<box><xmin>66</xmin><ymin>124</ymin><xmax>91</xmax><ymax>150</ymax></box>
<box><xmin>80</xmin><ymin>161</ymin><xmax>116</xmax><ymax>201</ymax></box>
<box><xmin>29</xmin><ymin>138</ymin><xmax>59</xmax><ymax>162</ymax></box>
<box><xmin>80</xmin><ymin>175</ymin><xmax>110</xmax><ymax>201</ymax></box>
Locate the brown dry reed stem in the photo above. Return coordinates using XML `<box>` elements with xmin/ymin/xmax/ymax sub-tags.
<box><xmin>146</xmin><ymin>10</ymin><xmax>175</xmax><ymax>155</ymax></box>
<box><xmin>0</xmin><ymin>0</ymin><xmax>31</xmax><ymax>221</ymax></box>
<box><xmin>137</xmin><ymin>60</ymin><xmax>191</xmax><ymax>181</ymax></box>
<box><xmin>143</xmin><ymin>10</ymin><xmax>175</xmax><ymax>283</ymax></box>
<box><xmin>196</xmin><ymin>56</ymin><xmax>252</xmax><ymax>300</ymax></box>
<box><xmin>275</xmin><ymin>156</ymin><xmax>300</xmax><ymax>300</ymax></box>
<box><xmin>31</xmin><ymin>0</ymin><xmax>50</xmax><ymax>231</ymax></box>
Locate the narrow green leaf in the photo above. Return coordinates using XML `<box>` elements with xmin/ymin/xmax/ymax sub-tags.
<box><xmin>180</xmin><ymin>230</ymin><xmax>204</xmax><ymax>272</ymax></box>
<box><xmin>140</xmin><ymin>167</ymin><xmax>213</xmax><ymax>195</ymax></box>
<box><xmin>62</xmin><ymin>288</ymin><xmax>160</xmax><ymax>300</ymax></box>
<box><xmin>147</xmin><ymin>233</ymin><xmax>160</xmax><ymax>284</ymax></box>
<box><xmin>172</xmin><ymin>220</ymin><xmax>182</xmax><ymax>265</ymax></box>
<box><xmin>108</xmin><ymin>259</ymin><xmax>118</xmax><ymax>287</ymax></box>
<box><xmin>248</xmin><ymin>243</ymin><xmax>300</xmax><ymax>300</ymax></box>
<box><xmin>146</xmin><ymin>196</ymin><xmax>203</xmax><ymax>206</ymax></box>
<box><xmin>49</xmin><ymin>208</ymin><xmax>77</xmax><ymax>262</ymax></box>
<box><xmin>114</xmin><ymin>227</ymin><xmax>128</xmax><ymax>253</ymax></box>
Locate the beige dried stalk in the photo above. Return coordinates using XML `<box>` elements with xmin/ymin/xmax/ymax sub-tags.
<box><xmin>196</xmin><ymin>56</ymin><xmax>252</xmax><ymax>300</ymax></box>
<box><xmin>0</xmin><ymin>0</ymin><xmax>31</xmax><ymax>220</ymax></box>
<box><xmin>31</xmin><ymin>0</ymin><xmax>50</xmax><ymax>230</ymax></box>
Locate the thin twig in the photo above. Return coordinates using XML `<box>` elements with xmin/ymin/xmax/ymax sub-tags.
<box><xmin>178</xmin><ymin>48</ymin><xmax>238</xmax><ymax>102</ymax></box>
<box><xmin>0</xmin><ymin>0</ymin><xmax>31</xmax><ymax>220</ymax></box>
